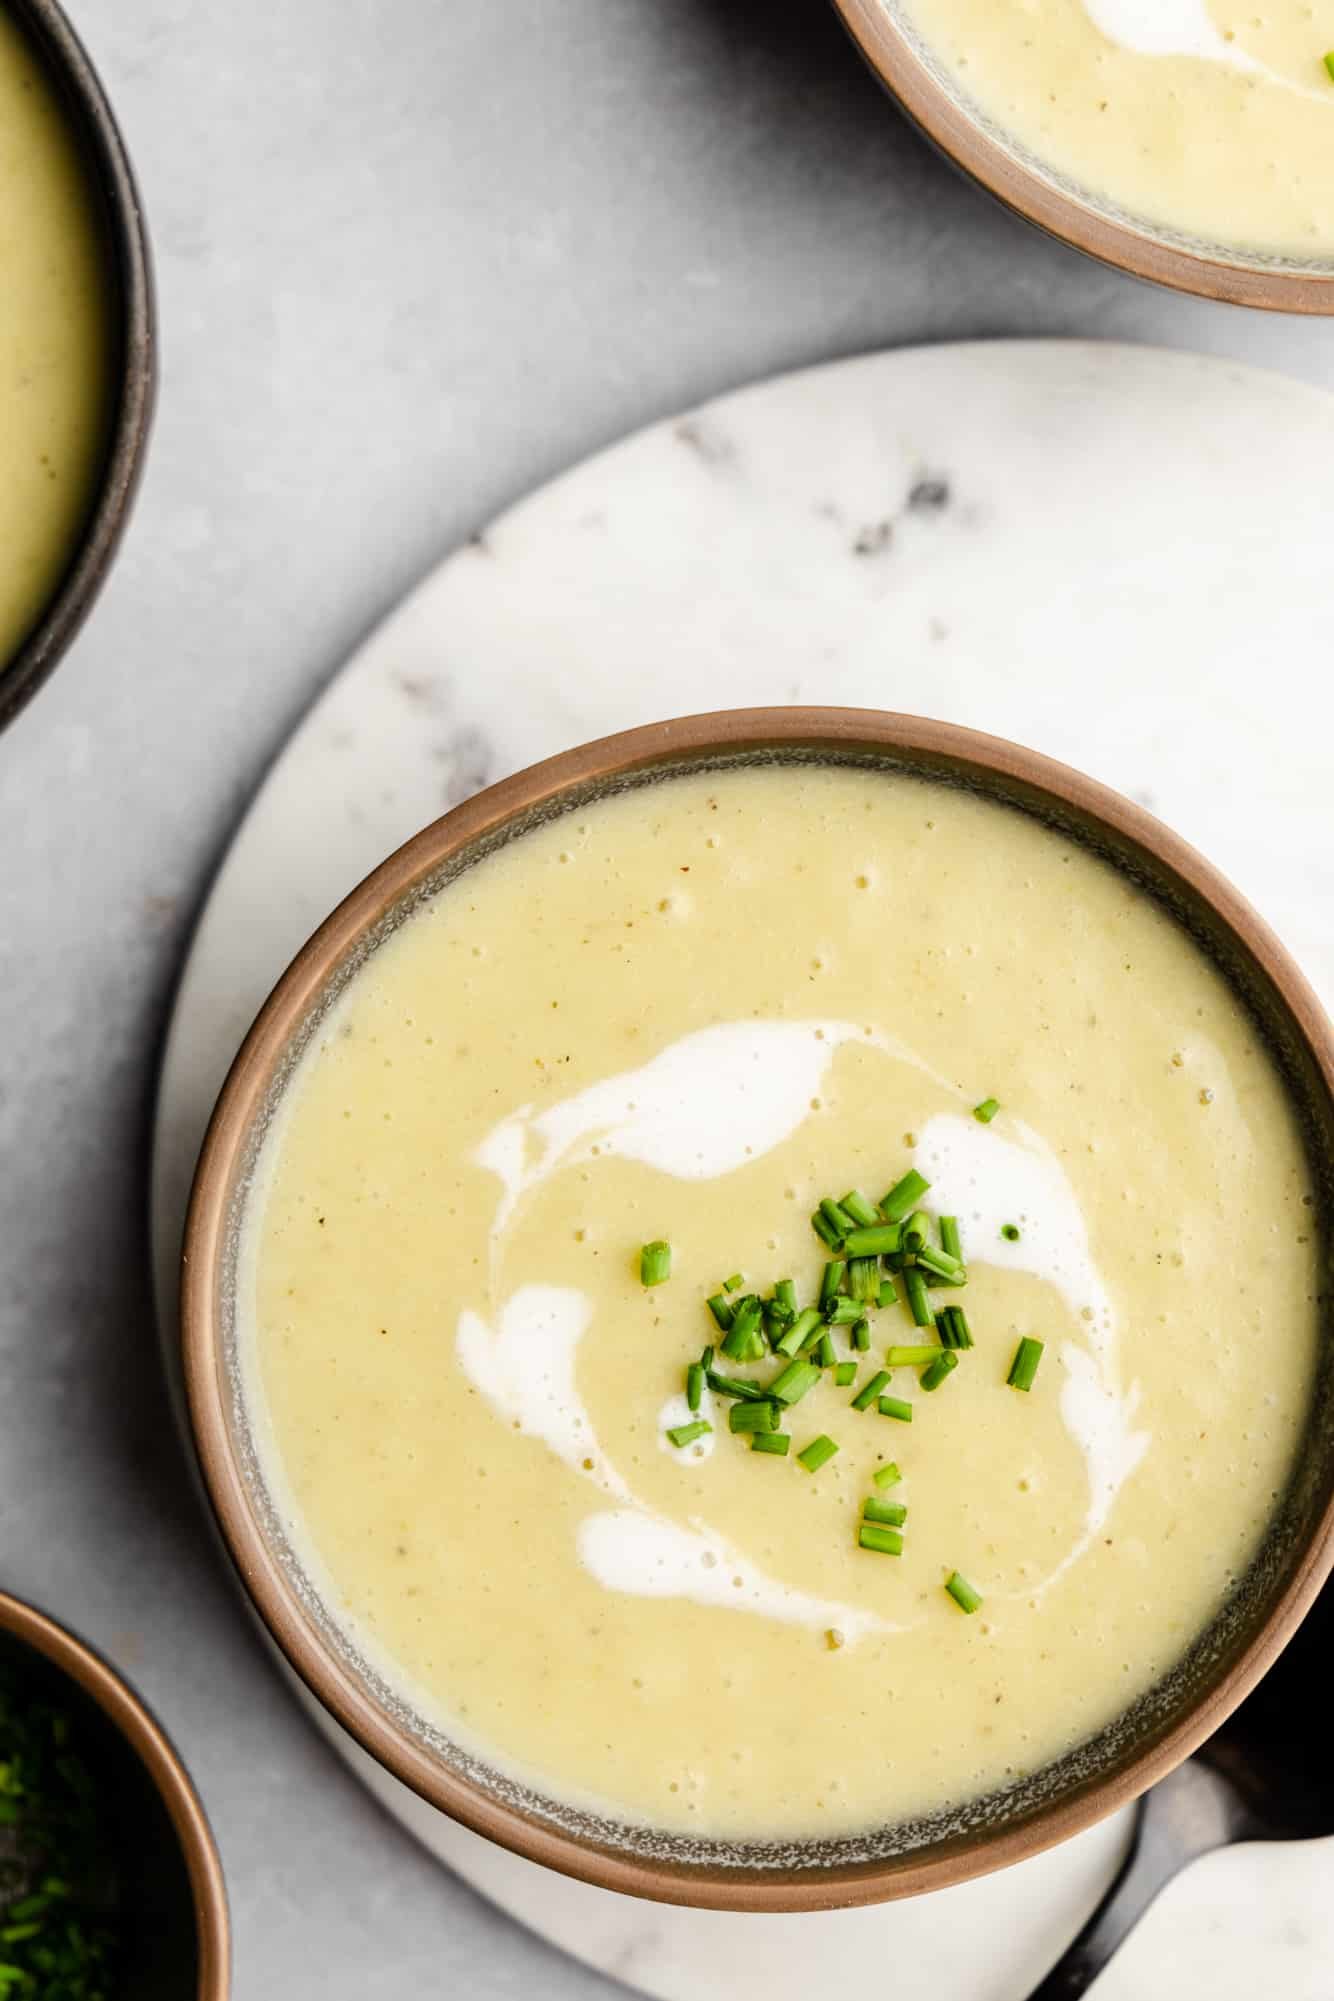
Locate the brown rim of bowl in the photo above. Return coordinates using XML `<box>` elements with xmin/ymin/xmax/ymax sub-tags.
<box><xmin>181</xmin><ymin>707</ymin><xmax>1334</xmax><ymax>1912</ymax></box>
<box><xmin>0</xmin><ymin>1589</ymin><xmax>230</xmax><ymax>1994</ymax></box>
<box><xmin>829</xmin><ymin>0</ymin><xmax>1334</xmax><ymax>315</ymax></box>
<box><xmin>0</xmin><ymin>0</ymin><xmax>157</xmax><ymax>733</ymax></box>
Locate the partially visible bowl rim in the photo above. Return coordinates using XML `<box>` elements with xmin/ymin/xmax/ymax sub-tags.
<box><xmin>181</xmin><ymin>707</ymin><xmax>1334</xmax><ymax>1911</ymax></box>
<box><xmin>829</xmin><ymin>0</ymin><xmax>1334</xmax><ymax>314</ymax></box>
<box><xmin>0</xmin><ymin>1589</ymin><xmax>230</xmax><ymax>1995</ymax></box>
<box><xmin>0</xmin><ymin>0</ymin><xmax>157</xmax><ymax>733</ymax></box>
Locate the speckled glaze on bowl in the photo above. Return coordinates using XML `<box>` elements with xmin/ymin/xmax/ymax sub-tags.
<box><xmin>830</xmin><ymin>0</ymin><xmax>1334</xmax><ymax>314</ymax></box>
<box><xmin>182</xmin><ymin>709</ymin><xmax>1334</xmax><ymax>1911</ymax></box>
<box><xmin>0</xmin><ymin>0</ymin><xmax>155</xmax><ymax>733</ymax></box>
<box><xmin>0</xmin><ymin>1590</ymin><xmax>229</xmax><ymax>1996</ymax></box>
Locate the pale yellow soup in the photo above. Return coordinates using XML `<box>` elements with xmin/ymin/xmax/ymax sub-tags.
<box><xmin>894</xmin><ymin>0</ymin><xmax>1334</xmax><ymax>260</ymax></box>
<box><xmin>0</xmin><ymin>8</ymin><xmax>112</xmax><ymax>667</ymax></box>
<box><xmin>242</xmin><ymin>766</ymin><xmax>1319</xmax><ymax>1842</ymax></box>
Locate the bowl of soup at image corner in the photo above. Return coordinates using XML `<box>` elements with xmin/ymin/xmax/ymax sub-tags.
<box><xmin>831</xmin><ymin>0</ymin><xmax>1334</xmax><ymax>313</ymax></box>
<box><xmin>0</xmin><ymin>0</ymin><xmax>155</xmax><ymax>733</ymax></box>
<box><xmin>181</xmin><ymin>708</ymin><xmax>1334</xmax><ymax>1911</ymax></box>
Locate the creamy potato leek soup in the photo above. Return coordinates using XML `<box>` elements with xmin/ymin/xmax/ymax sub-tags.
<box><xmin>893</xmin><ymin>0</ymin><xmax>1334</xmax><ymax>260</ymax></box>
<box><xmin>240</xmin><ymin>764</ymin><xmax>1318</xmax><ymax>1841</ymax></box>
<box><xmin>0</xmin><ymin>8</ymin><xmax>112</xmax><ymax>665</ymax></box>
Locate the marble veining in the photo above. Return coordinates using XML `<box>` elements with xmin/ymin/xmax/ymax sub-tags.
<box><xmin>153</xmin><ymin>341</ymin><xmax>1334</xmax><ymax>2001</ymax></box>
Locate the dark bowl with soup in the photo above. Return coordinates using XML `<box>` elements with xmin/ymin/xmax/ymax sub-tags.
<box><xmin>0</xmin><ymin>0</ymin><xmax>155</xmax><ymax>733</ymax></box>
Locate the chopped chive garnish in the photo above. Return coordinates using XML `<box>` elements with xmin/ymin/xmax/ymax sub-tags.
<box><xmin>701</xmin><ymin>1344</ymin><xmax>715</xmax><ymax>1373</ymax></box>
<box><xmin>686</xmin><ymin>1362</ymin><xmax>704</xmax><ymax>1411</ymax></box>
<box><xmin>840</xmin><ymin>1189</ymin><xmax>881</xmax><ymax>1228</ymax></box>
<box><xmin>820</xmin><ymin>1260</ymin><xmax>847</xmax><ymax>1309</ymax></box>
<box><xmin>920</xmin><ymin>1351</ymin><xmax>958</xmax><ymax>1393</ymax></box>
<box><xmin>816</xmin><ymin>1331</ymin><xmax>837</xmax><ymax>1370</ymax></box>
<box><xmin>751</xmin><ymin>1430</ymin><xmax>791</xmax><ymax>1455</ymax></box>
<box><xmin>904</xmin><ymin>1267</ymin><xmax>933</xmax><ymax>1328</ymax></box>
<box><xmin>878</xmin><ymin>1396</ymin><xmax>913</xmax><ymax>1421</ymax></box>
<box><xmin>937</xmin><ymin>1306</ymin><xmax>973</xmax><ymax>1351</ymax></box>
<box><xmin>939</xmin><ymin>1215</ymin><xmax>962</xmax><ymax>1262</ymax></box>
<box><xmin>720</xmin><ymin>1294</ymin><xmax>764</xmax><ymax>1359</ymax></box>
<box><xmin>863</xmin><ymin>1497</ymin><xmax>907</xmax><ymax>1527</ymax></box>
<box><xmin>706</xmin><ymin>1369</ymin><xmax>769</xmax><ymax>1401</ymax></box>
<box><xmin>902</xmin><ymin>1209</ymin><xmax>930</xmax><ymax>1254</ymax></box>
<box><xmin>729</xmin><ymin>1399</ymin><xmax>779</xmax><ymax>1434</ymax></box>
<box><xmin>724</xmin><ymin>1272</ymin><xmax>744</xmax><ymax>1292</ymax></box>
<box><xmin>825</xmin><ymin>1297</ymin><xmax>862</xmax><ymax>1326</ymax></box>
<box><xmin>945</xmin><ymin>1570</ymin><xmax>982</xmax><ymax>1614</ymax></box>
<box><xmin>775</xmin><ymin>1278</ymin><xmax>798</xmax><ymax>1315</ymax></box>
<box><xmin>1007</xmin><ymin>1336</ymin><xmax>1045</xmax><ymax>1392</ymax></box>
<box><xmin>880</xmin><ymin>1169</ymin><xmax>930</xmax><ymax>1222</ymax></box>
<box><xmin>851</xmin><ymin>1318</ymin><xmax>871</xmax><ymax>1352</ymax></box>
<box><xmin>973</xmin><ymin>1097</ymin><xmax>1000</xmax><ymax>1124</ymax></box>
<box><xmin>769</xmin><ymin>1359</ymin><xmax>821</xmax><ymax>1406</ymax></box>
<box><xmin>842</xmin><ymin>1222</ymin><xmax>902</xmax><ymax>1258</ymax></box>
<box><xmin>820</xmin><ymin>1197</ymin><xmax>857</xmax><ymax>1243</ymax></box>
<box><xmin>886</xmin><ymin>1344</ymin><xmax>938</xmax><ymax>1367</ymax></box>
<box><xmin>834</xmin><ymin>1361</ymin><xmax>857</xmax><ymax>1387</ymax></box>
<box><xmin>797</xmin><ymin>1434</ymin><xmax>839</xmax><ymax>1473</ymax></box>
<box><xmin>859</xmin><ymin>1524</ymin><xmax>904</xmax><ymax>1556</ymax></box>
<box><xmin>1002</xmin><ymin>1223</ymin><xmax>1021</xmax><ymax>1242</ymax></box>
<box><xmin>800</xmin><ymin>1319</ymin><xmax>828</xmax><ymax>1356</ymax></box>
<box><xmin>707</xmin><ymin>1292</ymin><xmax>735</xmax><ymax>1332</ymax></box>
<box><xmin>777</xmin><ymin>1306</ymin><xmax>824</xmax><ymax>1357</ymax></box>
<box><xmin>667</xmin><ymin>1420</ymin><xmax>710</xmax><ymax>1448</ymax></box>
<box><xmin>873</xmin><ymin>1462</ymin><xmax>902</xmax><ymax>1489</ymax></box>
<box><xmin>877</xmin><ymin>1277</ymin><xmax>897</xmax><ymax>1308</ymax></box>
<box><xmin>852</xmin><ymin>1369</ymin><xmax>891</xmax><ymax>1411</ymax></box>
<box><xmin>848</xmin><ymin>1255</ymin><xmax>880</xmax><ymax>1302</ymax></box>
<box><xmin>1325</xmin><ymin>49</ymin><xmax>1334</xmax><ymax>80</ymax></box>
<box><xmin>641</xmin><ymin>1240</ymin><xmax>672</xmax><ymax>1286</ymax></box>
<box><xmin>812</xmin><ymin>1208</ymin><xmax>842</xmax><ymax>1250</ymax></box>
<box><xmin>917</xmin><ymin>1243</ymin><xmax>965</xmax><ymax>1284</ymax></box>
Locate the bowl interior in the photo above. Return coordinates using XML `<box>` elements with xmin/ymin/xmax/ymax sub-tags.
<box><xmin>0</xmin><ymin>1628</ymin><xmax>206</xmax><ymax>1996</ymax></box>
<box><xmin>834</xmin><ymin>0</ymin><xmax>1334</xmax><ymax>311</ymax></box>
<box><xmin>197</xmin><ymin>730</ymin><xmax>1334</xmax><ymax>1905</ymax></box>
<box><xmin>0</xmin><ymin>0</ymin><xmax>154</xmax><ymax>731</ymax></box>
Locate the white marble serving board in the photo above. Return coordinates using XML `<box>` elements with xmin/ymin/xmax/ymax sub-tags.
<box><xmin>152</xmin><ymin>340</ymin><xmax>1334</xmax><ymax>2001</ymax></box>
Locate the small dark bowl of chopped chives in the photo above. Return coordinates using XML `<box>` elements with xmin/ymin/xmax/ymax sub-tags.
<box><xmin>0</xmin><ymin>1591</ymin><xmax>229</xmax><ymax>2000</ymax></box>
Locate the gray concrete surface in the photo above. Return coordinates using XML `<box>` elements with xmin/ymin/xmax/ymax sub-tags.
<box><xmin>2</xmin><ymin>3</ymin><xmax>1332</xmax><ymax>1994</ymax></box>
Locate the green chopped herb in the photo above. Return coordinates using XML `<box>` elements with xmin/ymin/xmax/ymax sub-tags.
<box><xmin>920</xmin><ymin>1351</ymin><xmax>959</xmax><ymax>1393</ymax></box>
<box><xmin>945</xmin><ymin>1571</ymin><xmax>982</xmax><ymax>1614</ymax></box>
<box><xmin>842</xmin><ymin>1222</ymin><xmax>902</xmax><ymax>1258</ymax></box>
<box><xmin>852</xmin><ymin>1316</ymin><xmax>871</xmax><ymax>1352</ymax></box>
<box><xmin>706</xmin><ymin>1369</ymin><xmax>769</xmax><ymax>1402</ymax></box>
<box><xmin>863</xmin><ymin>1497</ymin><xmax>907</xmax><ymax>1527</ymax></box>
<box><xmin>1001</xmin><ymin>1223</ymin><xmax>1021</xmax><ymax>1242</ymax></box>
<box><xmin>706</xmin><ymin>1292</ymin><xmax>735</xmax><ymax>1333</ymax></box>
<box><xmin>774</xmin><ymin>1278</ymin><xmax>798</xmax><ymax>1316</ymax></box>
<box><xmin>880</xmin><ymin>1169</ymin><xmax>931</xmax><ymax>1222</ymax></box>
<box><xmin>811</xmin><ymin>1208</ymin><xmax>842</xmax><ymax>1250</ymax></box>
<box><xmin>1007</xmin><ymin>1337</ymin><xmax>1045</xmax><ymax>1392</ymax></box>
<box><xmin>797</xmin><ymin>1434</ymin><xmax>839</xmax><ymax>1473</ymax></box>
<box><xmin>873</xmin><ymin>1462</ymin><xmax>902</xmax><ymax>1489</ymax></box>
<box><xmin>904</xmin><ymin>1267</ymin><xmax>933</xmax><ymax>1328</ymax></box>
<box><xmin>667</xmin><ymin>1420</ymin><xmax>711</xmax><ymax>1448</ymax></box>
<box><xmin>840</xmin><ymin>1189</ymin><xmax>881</xmax><ymax>1228</ymax></box>
<box><xmin>640</xmin><ymin>1240</ymin><xmax>672</xmax><ymax>1286</ymax></box>
<box><xmin>902</xmin><ymin>1209</ymin><xmax>930</xmax><ymax>1254</ymax></box>
<box><xmin>768</xmin><ymin>1359</ymin><xmax>822</xmax><ymax>1406</ymax></box>
<box><xmin>847</xmin><ymin>1256</ymin><xmax>880</xmax><ymax>1303</ymax></box>
<box><xmin>834</xmin><ymin>1362</ymin><xmax>857</xmax><ymax>1387</ymax></box>
<box><xmin>720</xmin><ymin>1294</ymin><xmax>764</xmax><ymax>1360</ymax></box>
<box><xmin>816</xmin><ymin>1331</ymin><xmax>838</xmax><ymax>1370</ymax></box>
<box><xmin>886</xmin><ymin>1344</ymin><xmax>938</xmax><ymax>1368</ymax></box>
<box><xmin>1325</xmin><ymin>49</ymin><xmax>1334</xmax><ymax>80</ymax></box>
<box><xmin>700</xmin><ymin>1343</ymin><xmax>715</xmax><ymax>1374</ymax></box>
<box><xmin>877</xmin><ymin>1277</ymin><xmax>897</xmax><ymax>1309</ymax></box>
<box><xmin>799</xmin><ymin>1314</ymin><xmax>830</xmax><ymax>1354</ymax></box>
<box><xmin>724</xmin><ymin>1272</ymin><xmax>744</xmax><ymax>1293</ymax></box>
<box><xmin>686</xmin><ymin>1362</ymin><xmax>704</xmax><ymax>1411</ymax></box>
<box><xmin>825</xmin><ymin>1297</ymin><xmax>862</xmax><ymax>1327</ymax></box>
<box><xmin>852</xmin><ymin>1369</ymin><xmax>891</xmax><ymax>1411</ymax></box>
<box><xmin>819</xmin><ymin>1261</ymin><xmax>847</xmax><ymax>1310</ymax></box>
<box><xmin>917</xmin><ymin>1243</ymin><xmax>966</xmax><ymax>1284</ymax></box>
<box><xmin>729</xmin><ymin>1399</ymin><xmax>779</xmax><ymax>1435</ymax></box>
<box><xmin>859</xmin><ymin>1524</ymin><xmax>904</xmax><ymax>1556</ymax></box>
<box><xmin>820</xmin><ymin>1197</ymin><xmax>857</xmax><ymax>1244</ymax></box>
<box><xmin>939</xmin><ymin>1215</ymin><xmax>962</xmax><ymax>1262</ymax></box>
<box><xmin>973</xmin><ymin>1097</ymin><xmax>1001</xmax><ymax>1124</ymax></box>
<box><xmin>937</xmin><ymin>1306</ymin><xmax>973</xmax><ymax>1351</ymax></box>
<box><xmin>878</xmin><ymin>1396</ymin><xmax>913</xmax><ymax>1421</ymax></box>
<box><xmin>777</xmin><ymin>1306</ymin><xmax>824</xmax><ymax>1357</ymax></box>
<box><xmin>751</xmin><ymin>1431</ymin><xmax>791</xmax><ymax>1456</ymax></box>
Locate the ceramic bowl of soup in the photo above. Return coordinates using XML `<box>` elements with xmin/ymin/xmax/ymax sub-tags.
<box><xmin>832</xmin><ymin>0</ymin><xmax>1334</xmax><ymax>312</ymax></box>
<box><xmin>181</xmin><ymin>709</ymin><xmax>1334</xmax><ymax>1910</ymax></box>
<box><xmin>0</xmin><ymin>1589</ymin><xmax>229</xmax><ymax>1995</ymax></box>
<box><xmin>0</xmin><ymin>0</ymin><xmax>155</xmax><ymax>732</ymax></box>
